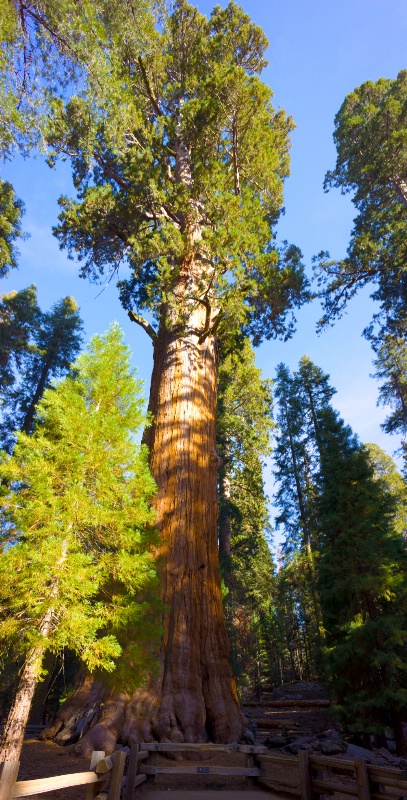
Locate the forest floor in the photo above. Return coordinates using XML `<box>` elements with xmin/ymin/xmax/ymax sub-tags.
<box><xmin>16</xmin><ymin>683</ymin><xmax>334</xmax><ymax>799</ymax></box>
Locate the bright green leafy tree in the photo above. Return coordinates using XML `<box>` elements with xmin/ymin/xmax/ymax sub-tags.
<box><xmin>0</xmin><ymin>323</ymin><xmax>159</xmax><ymax>762</ymax></box>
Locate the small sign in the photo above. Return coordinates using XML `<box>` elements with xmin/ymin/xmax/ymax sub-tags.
<box><xmin>196</xmin><ymin>767</ymin><xmax>210</xmax><ymax>773</ymax></box>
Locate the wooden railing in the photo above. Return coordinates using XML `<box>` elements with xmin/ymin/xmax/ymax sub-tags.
<box><xmin>254</xmin><ymin>750</ymin><xmax>407</xmax><ymax>800</ymax></box>
<box><xmin>0</xmin><ymin>745</ymin><xmax>145</xmax><ymax>800</ymax></box>
<box><xmin>1</xmin><ymin>741</ymin><xmax>407</xmax><ymax>799</ymax></box>
<box><xmin>137</xmin><ymin>742</ymin><xmax>266</xmax><ymax>783</ymax></box>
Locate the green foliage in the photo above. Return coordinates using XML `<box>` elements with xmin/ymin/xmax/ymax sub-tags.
<box><xmin>316</xmin><ymin>411</ymin><xmax>407</xmax><ymax>733</ymax></box>
<box><xmin>0</xmin><ymin>284</ymin><xmax>40</xmax><ymax>388</ymax></box>
<box><xmin>216</xmin><ymin>339</ymin><xmax>277</xmax><ymax>689</ymax></box>
<box><xmin>0</xmin><ymin>0</ymin><xmax>160</xmax><ymax>158</ymax></box>
<box><xmin>0</xmin><ymin>291</ymin><xmax>83</xmax><ymax>451</ymax></box>
<box><xmin>315</xmin><ymin>70</ymin><xmax>407</xmax><ymax>337</ymax></box>
<box><xmin>0</xmin><ymin>179</ymin><xmax>25</xmax><ymax>275</ymax></box>
<box><xmin>47</xmin><ymin>1</ymin><xmax>309</xmax><ymax>345</ymax></box>
<box><xmin>0</xmin><ymin>323</ymin><xmax>160</xmax><ymax>688</ymax></box>
<box><xmin>272</xmin><ymin>356</ymin><xmax>407</xmax><ymax>713</ymax></box>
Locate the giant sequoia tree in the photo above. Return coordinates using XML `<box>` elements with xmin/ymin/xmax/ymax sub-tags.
<box><xmin>44</xmin><ymin>1</ymin><xmax>308</xmax><ymax>751</ymax></box>
<box><xmin>315</xmin><ymin>70</ymin><xmax>407</xmax><ymax>337</ymax></box>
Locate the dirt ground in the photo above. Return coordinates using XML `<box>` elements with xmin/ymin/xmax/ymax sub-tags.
<box><xmin>17</xmin><ymin>738</ymin><xmax>270</xmax><ymax>799</ymax></box>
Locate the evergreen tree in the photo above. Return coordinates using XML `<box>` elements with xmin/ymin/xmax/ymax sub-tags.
<box><xmin>0</xmin><ymin>293</ymin><xmax>83</xmax><ymax>451</ymax></box>
<box><xmin>273</xmin><ymin>360</ymin><xmax>327</xmax><ymax>675</ymax></box>
<box><xmin>0</xmin><ymin>180</ymin><xmax>25</xmax><ymax>276</ymax></box>
<box><xmin>0</xmin><ymin>284</ymin><xmax>40</xmax><ymax>389</ymax></box>
<box><xmin>43</xmin><ymin>1</ymin><xmax>309</xmax><ymax>749</ymax></box>
<box><xmin>216</xmin><ymin>339</ymin><xmax>276</xmax><ymax>692</ymax></box>
<box><xmin>316</xmin><ymin>408</ymin><xmax>407</xmax><ymax>752</ymax></box>
<box><xmin>371</xmin><ymin>334</ymin><xmax>407</xmax><ymax>469</ymax></box>
<box><xmin>315</xmin><ymin>70</ymin><xmax>407</xmax><ymax>338</ymax></box>
<box><xmin>0</xmin><ymin>323</ymin><xmax>159</xmax><ymax>762</ymax></box>
<box><xmin>0</xmin><ymin>0</ymin><xmax>159</xmax><ymax>158</ymax></box>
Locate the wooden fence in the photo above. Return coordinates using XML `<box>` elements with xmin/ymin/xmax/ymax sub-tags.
<box><xmin>0</xmin><ymin>745</ymin><xmax>146</xmax><ymax>800</ymax></box>
<box><xmin>1</xmin><ymin>742</ymin><xmax>407</xmax><ymax>800</ymax></box>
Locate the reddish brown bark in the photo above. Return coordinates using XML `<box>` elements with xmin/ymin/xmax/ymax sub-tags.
<box><xmin>44</xmin><ymin>306</ymin><xmax>243</xmax><ymax>755</ymax></box>
<box><xmin>0</xmin><ymin>646</ymin><xmax>44</xmax><ymax>762</ymax></box>
<box><xmin>142</xmin><ymin>323</ymin><xmax>242</xmax><ymax>745</ymax></box>
<box><xmin>43</xmin><ymin>127</ymin><xmax>243</xmax><ymax>756</ymax></box>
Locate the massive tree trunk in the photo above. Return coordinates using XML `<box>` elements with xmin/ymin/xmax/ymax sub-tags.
<box><xmin>42</xmin><ymin>299</ymin><xmax>243</xmax><ymax>755</ymax></box>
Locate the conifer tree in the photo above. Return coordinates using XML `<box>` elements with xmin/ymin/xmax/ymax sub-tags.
<box><xmin>0</xmin><ymin>284</ymin><xmax>40</xmax><ymax>389</ymax></box>
<box><xmin>371</xmin><ymin>334</ymin><xmax>407</xmax><ymax>470</ymax></box>
<box><xmin>273</xmin><ymin>360</ymin><xmax>326</xmax><ymax>675</ymax></box>
<box><xmin>0</xmin><ymin>324</ymin><xmax>158</xmax><ymax>762</ymax></box>
<box><xmin>315</xmin><ymin>70</ymin><xmax>407</xmax><ymax>337</ymax></box>
<box><xmin>316</xmin><ymin>409</ymin><xmax>407</xmax><ymax>753</ymax></box>
<box><xmin>0</xmin><ymin>292</ymin><xmax>83</xmax><ymax>451</ymax></box>
<box><xmin>43</xmin><ymin>1</ymin><xmax>309</xmax><ymax>749</ymax></box>
<box><xmin>216</xmin><ymin>339</ymin><xmax>275</xmax><ymax>692</ymax></box>
<box><xmin>0</xmin><ymin>180</ymin><xmax>25</xmax><ymax>276</ymax></box>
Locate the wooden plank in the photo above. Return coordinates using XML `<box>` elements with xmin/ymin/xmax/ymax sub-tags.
<box><xmin>140</xmin><ymin>765</ymin><xmax>262</xmax><ymax>777</ymax></box>
<box><xmin>86</xmin><ymin>752</ymin><xmax>107</xmax><ymax>800</ymax></box>
<box><xmin>134</xmin><ymin>775</ymin><xmax>147</xmax><ymax>788</ymax></box>
<box><xmin>243</xmin><ymin>700</ymin><xmax>330</xmax><ymax>708</ymax></box>
<box><xmin>310</xmin><ymin>755</ymin><xmax>356</xmax><ymax>771</ymax></box>
<box><xmin>259</xmin><ymin>774</ymin><xmax>299</xmax><ymax>788</ymax></box>
<box><xmin>258</xmin><ymin>754</ymin><xmax>298</xmax><ymax>767</ymax></box>
<box><xmin>96</xmin><ymin>757</ymin><xmax>114</xmax><ymax>775</ymax></box>
<box><xmin>355</xmin><ymin>759</ymin><xmax>371</xmax><ymax>800</ymax></box>
<box><xmin>146</xmin><ymin>793</ymin><xmax>282</xmax><ymax>800</ymax></box>
<box><xmin>311</xmin><ymin>779</ymin><xmax>358</xmax><ymax>796</ymax></box>
<box><xmin>0</xmin><ymin>761</ymin><xmax>19</xmax><ymax>800</ymax></box>
<box><xmin>245</xmin><ymin>752</ymin><xmax>255</xmax><ymax>786</ymax></box>
<box><xmin>298</xmin><ymin>750</ymin><xmax>312</xmax><ymax>800</ymax></box>
<box><xmin>139</xmin><ymin>742</ymin><xmax>265</xmax><ymax>754</ymax></box>
<box><xmin>368</xmin><ymin>765</ymin><xmax>407</xmax><ymax>780</ymax></box>
<box><xmin>369</xmin><ymin>777</ymin><xmax>407</xmax><ymax>791</ymax></box>
<box><xmin>124</xmin><ymin>743</ymin><xmax>140</xmax><ymax>800</ymax></box>
<box><xmin>13</xmin><ymin>772</ymin><xmax>104</xmax><ymax>797</ymax></box>
<box><xmin>147</xmin><ymin>751</ymin><xmax>157</xmax><ymax>785</ymax></box>
<box><xmin>372</xmin><ymin>793</ymin><xmax>407</xmax><ymax>800</ymax></box>
<box><xmin>107</xmin><ymin>750</ymin><xmax>127</xmax><ymax>800</ymax></box>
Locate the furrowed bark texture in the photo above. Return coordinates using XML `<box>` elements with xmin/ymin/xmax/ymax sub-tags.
<box><xmin>143</xmin><ymin>322</ymin><xmax>242</xmax><ymax>745</ymax></box>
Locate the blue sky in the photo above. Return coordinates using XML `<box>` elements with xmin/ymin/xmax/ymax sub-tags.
<box><xmin>1</xmin><ymin>0</ymin><xmax>406</xmax><ymax>539</ymax></box>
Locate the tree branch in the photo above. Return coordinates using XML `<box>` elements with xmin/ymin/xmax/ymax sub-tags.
<box><xmin>128</xmin><ymin>310</ymin><xmax>157</xmax><ymax>341</ymax></box>
<box><xmin>137</xmin><ymin>56</ymin><xmax>163</xmax><ymax>118</ymax></box>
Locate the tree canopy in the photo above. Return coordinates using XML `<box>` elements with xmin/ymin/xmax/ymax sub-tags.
<box><xmin>47</xmin><ymin>0</ymin><xmax>309</xmax><ymax>346</ymax></box>
<box><xmin>315</xmin><ymin>70</ymin><xmax>407</xmax><ymax>339</ymax></box>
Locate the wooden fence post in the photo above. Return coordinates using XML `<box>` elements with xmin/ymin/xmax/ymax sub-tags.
<box><xmin>107</xmin><ymin>750</ymin><xmax>127</xmax><ymax>800</ymax></box>
<box><xmin>85</xmin><ymin>751</ymin><xmax>105</xmax><ymax>800</ymax></box>
<box><xmin>298</xmin><ymin>750</ymin><xmax>313</xmax><ymax>800</ymax></box>
<box><xmin>124</xmin><ymin>744</ymin><xmax>140</xmax><ymax>800</ymax></box>
<box><xmin>355</xmin><ymin>759</ymin><xmax>371</xmax><ymax>800</ymax></box>
<box><xmin>146</xmin><ymin>751</ymin><xmax>157</xmax><ymax>784</ymax></box>
<box><xmin>0</xmin><ymin>761</ymin><xmax>20</xmax><ymax>800</ymax></box>
<box><xmin>245</xmin><ymin>751</ymin><xmax>255</xmax><ymax>785</ymax></box>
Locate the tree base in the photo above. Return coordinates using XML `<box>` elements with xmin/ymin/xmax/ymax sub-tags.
<box><xmin>40</xmin><ymin>673</ymin><xmax>245</xmax><ymax>757</ymax></box>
